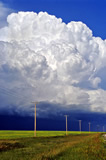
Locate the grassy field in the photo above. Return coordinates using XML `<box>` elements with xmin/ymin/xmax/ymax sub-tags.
<box><xmin>0</xmin><ymin>131</ymin><xmax>105</xmax><ymax>160</ymax></box>
<box><xmin>0</xmin><ymin>130</ymin><xmax>96</xmax><ymax>139</ymax></box>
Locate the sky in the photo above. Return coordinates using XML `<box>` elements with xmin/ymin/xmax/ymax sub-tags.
<box><xmin>0</xmin><ymin>0</ymin><xmax>106</xmax><ymax>131</ymax></box>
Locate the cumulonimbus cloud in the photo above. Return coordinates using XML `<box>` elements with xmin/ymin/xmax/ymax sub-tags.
<box><xmin>0</xmin><ymin>11</ymin><xmax>106</xmax><ymax>116</ymax></box>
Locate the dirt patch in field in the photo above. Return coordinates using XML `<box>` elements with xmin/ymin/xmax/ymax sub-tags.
<box><xmin>0</xmin><ymin>141</ymin><xmax>24</xmax><ymax>152</ymax></box>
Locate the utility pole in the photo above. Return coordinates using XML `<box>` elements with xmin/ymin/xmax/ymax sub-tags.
<box><xmin>103</xmin><ymin>126</ymin><xmax>105</xmax><ymax>132</ymax></box>
<box><xmin>88</xmin><ymin>122</ymin><xmax>91</xmax><ymax>133</ymax></box>
<box><xmin>96</xmin><ymin>125</ymin><xmax>100</xmax><ymax>132</ymax></box>
<box><xmin>79</xmin><ymin>120</ymin><xmax>82</xmax><ymax>132</ymax></box>
<box><xmin>31</xmin><ymin>102</ymin><xmax>39</xmax><ymax>137</ymax></box>
<box><xmin>64</xmin><ymin>115</ymin><xmax>68</xmax><ymax>136</ymax></box>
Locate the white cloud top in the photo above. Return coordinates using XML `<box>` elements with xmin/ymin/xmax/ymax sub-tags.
<box><xmin>0</xmin><ymin>11</ymin><xmax>106</xmax><ymax>116</ymax></box>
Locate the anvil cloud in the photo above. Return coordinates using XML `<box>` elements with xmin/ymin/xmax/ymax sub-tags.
<box><xmin>0</xmin><ymin>11</ymin><xmax>106</xmax><ymax>116</ymax></box>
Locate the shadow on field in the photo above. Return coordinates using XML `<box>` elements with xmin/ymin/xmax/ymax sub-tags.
<box><xmin>0</xmin><ymin>141</ymin><xmax>24</xmax><ymax>152</ymax></box>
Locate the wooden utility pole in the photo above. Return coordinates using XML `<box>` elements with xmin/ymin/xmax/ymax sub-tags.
<box><xmin>64</xmin><ymin>115</ymin><xmax>68</xmax><ymax>136</ymax></box>
<box><xmin>79</xmin><ymin>120</ymin><xmax>82</xmax><ymax>132</ymax></box>
<box><xmin>103</xmin><ymin>126</ymin><xmax>105</xmax><ymax>132</ymax></box>
<box><xmin>96</xmin><ymin>125</ymin><xmax>100</xmax><ymax>132</ymax></box>
<box><xmin>31</xmin><ymin>102</ymin><xmax>39</xmax><ymax>137</ymax></box>
<box><xmin>88</xmin><ymin>122</ymin><xmax>91</xmax><ymax>133</ymax></box>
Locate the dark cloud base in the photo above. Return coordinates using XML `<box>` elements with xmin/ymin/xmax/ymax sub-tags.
<box><xmin>0</xmin><ymin>112</ymin><xmax>106</xmax><ymax>132</ymax></box>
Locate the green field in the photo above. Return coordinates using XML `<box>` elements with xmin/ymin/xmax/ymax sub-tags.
<box><xmin>0</xmin><ymin>131</ymin><xmax>106</xmax><ymax>160</ymax></box>
<box><xmin>0</xmin><ymin>130</ymin><xmax>96</xmax><ymax>139</ymax></box>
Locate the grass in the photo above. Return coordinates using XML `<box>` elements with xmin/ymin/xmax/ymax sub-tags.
<box><xmin>0</xmin><ymin>130</ymin><xmax>96</xmax><ymax>139</ymax></box>
<box><xmin>0</xmin><ymin>131</ymin><xmax>105</xmax><ymax>160</ymax></box>
<box><xmin>54</xmin><ymin>134</ymin><xmax>106</xmax><ymax>160</ymax></box>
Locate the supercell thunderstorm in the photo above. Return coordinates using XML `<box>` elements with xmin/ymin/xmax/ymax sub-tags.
<box><xmin>0</xmin><ymin>11</ymin><xmax>106</xmax><ymax>115</ymax></box>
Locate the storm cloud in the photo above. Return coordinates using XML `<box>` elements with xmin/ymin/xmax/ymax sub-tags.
<box><xmin>0</xmin><ymin>11</ymin><xmax>106</xmax><ymax>116</ymax></box>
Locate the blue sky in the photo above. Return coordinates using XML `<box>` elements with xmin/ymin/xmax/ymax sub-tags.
<box><xmin>0</xmin><ymin>0</ymin><xmax>106</xmax><ymax>131</ymax></box>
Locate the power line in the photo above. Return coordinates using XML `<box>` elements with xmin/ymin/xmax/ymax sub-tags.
<box><xmin>0</xmin><ymin>85</ymin><xmax>33</xmax><ymax>104</ymax></box>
